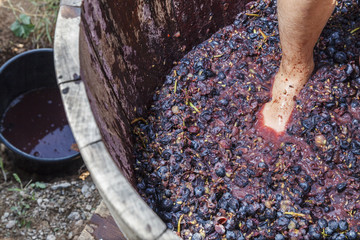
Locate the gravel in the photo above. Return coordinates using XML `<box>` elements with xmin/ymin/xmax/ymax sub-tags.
<box><xmin>0</xmin><ymin>145</ymin><xmax>102</xmax><ymax>239</ymax></box>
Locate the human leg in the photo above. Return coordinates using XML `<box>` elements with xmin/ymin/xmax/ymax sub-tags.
<box><xmin>261</xmin><ymin>0</ymin><xmax>336</xmax><ymax>133</ymax></box>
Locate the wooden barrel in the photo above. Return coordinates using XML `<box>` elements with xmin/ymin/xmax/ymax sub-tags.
<box><xmin>54</xmin><ymin>0</ymin><xmax>249</xmax><ymax>239</ymax></box>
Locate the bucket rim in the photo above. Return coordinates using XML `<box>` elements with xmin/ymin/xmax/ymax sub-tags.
<box><xmin>0</xmin><ymin>48</ymin><xmax>81</xmax><ymax>163</ymax></box>
<box><xmin>0</xmin><ymin>48</ymin><xmax>53</xmax><ymax>75</ymax></box>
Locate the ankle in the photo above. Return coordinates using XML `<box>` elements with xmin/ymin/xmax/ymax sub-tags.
<box><xmin>270</xmin><ymin>60</ymin><xmax>314</xmax><ymax>102</ymax></box>
<box><xmin>280</xmin><ymin>56</ymin><xmax>314</xmax><ymax>77</ymax></box>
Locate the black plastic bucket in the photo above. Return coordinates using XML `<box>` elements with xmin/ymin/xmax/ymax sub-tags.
<box><xmin>0</xmin><ymin>49</ymin><xmax>81</xmax><ymax>173</ymax></box>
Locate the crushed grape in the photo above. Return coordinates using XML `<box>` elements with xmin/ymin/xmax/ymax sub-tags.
<box><xmin>133</xmin><ymin>0</ymin><xmax>360</xmax><ymax>239</ymax></box>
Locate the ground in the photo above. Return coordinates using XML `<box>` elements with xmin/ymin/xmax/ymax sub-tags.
<box><xmin>0</xmin><ymin>1</ymin><xmax>102</xmax><ymax>239</ymax></box>
<box><xmin>0</xmin><ymin>0</ymin><xmax>32</xmax><ymax>66</ymax></box>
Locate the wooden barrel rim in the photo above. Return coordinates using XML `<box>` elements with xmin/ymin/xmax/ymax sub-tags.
<box><xmin>53</xmin><ymin>1</ymin><xmax>180</xmax><ymax>239</ymax></box>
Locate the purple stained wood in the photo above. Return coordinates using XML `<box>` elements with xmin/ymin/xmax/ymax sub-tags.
<box><xmin>79</xmin><ymin>27</ymin><xmax>135</xmax><ymax>183</ymax></box>
<box><xmin>90</xmin><ymin>213</ymin><xmax>127</xmax><ymax>240</ymax></box>
<box><xmin>80</xmin><ymin>0</ymin><xmax>249</xmax><ymax>181</ymax></box>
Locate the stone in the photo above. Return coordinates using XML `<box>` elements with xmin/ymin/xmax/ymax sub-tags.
<box><xmin>6</xmin><ymin>220</ymin><xmax>17</xmax><ymax>229</ymax></box>
<box><xmin>1</xmin><ymin>212</ymin><xmax>9</xmax><ymax>221</ymax></box>
<box><xmin>68</xmin><ymin>211</ymin><xmax>81</xmax><ymax>221</ymax></box>
<box><xmin>46</xmin><ymin>234</ymin><xmax>56</xmax><ymax>240</ymax></box>
<box><xmin>85</xmin><ymin>204</ymin><xmax>92</xmax><ymax>211</ymax></box>
<box><xmin>50</xmin><ymin>182</ymin><xmax>71</xmax><ymax>190</ymax></box>
<box><xmin>81</xmin><ymin>184</ymin><xmax>91</xmax><ymax>198</ymax></box>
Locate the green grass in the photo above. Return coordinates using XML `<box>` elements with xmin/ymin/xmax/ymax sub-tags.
<box><xmin>0</xmin><ymin>156</ymin><xmax>7</xmax><ymax>181</ymax></box>
<box><xmin>29</xmin><ymin>0</ymin><xmax>60</xmax><ymax>47</ymax></box>
<box><xmin>7</xmin><ymin>173</ymin><xmax>47</xmax><ymax>228</ymax></box>
<box><xmin>3</xmin><ymin>0</ymin><xmax>60</xmax><ymax>47</ymax></box>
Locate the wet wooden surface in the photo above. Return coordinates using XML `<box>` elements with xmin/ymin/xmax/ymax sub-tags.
<box><xmin>80</xmin><ymin>0</ymin><xmax>250</xmax><ymax>181</ymax></box>
<box><xmin>79</xmin><ymin>201</ymin><xmax>127</xmax><ymax>240</ymax></box>
<box><xmin>79</xmin><ymin>27</ymin><xmax>135</xmax><ymax>182</ymax></box>
<box><xmin>90</xmin><ymin>214</ymin><xmax>127</xmax><ymax>240</ymax></box>
<box><xmin>80</xmin><ymin>200</ymin><xmax>180</xmax><ymax>240</ymax></box>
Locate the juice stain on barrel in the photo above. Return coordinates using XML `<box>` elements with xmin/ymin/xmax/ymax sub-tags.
<box><xmin>0</xmin><ymin>87</ymin><xmax>77</xmax><ymax>158</ymax></box>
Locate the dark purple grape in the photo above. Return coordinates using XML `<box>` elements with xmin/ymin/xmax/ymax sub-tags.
<box><xmin>161</xmin><ymin>149</ymin><xmax>172</xmax><ymax>160</ymax></box>
<box><xmin>194</xmin><ymin>186</ymin><xmax>205</xmax><ymax>197</ymax></box>
<box><xmin>215</xmin><ymin>167</ymin><xmax>226</xmax><ymax>177</ymax></box>
<box><xmin>336</xmin><ymin>182</ymin><xmax>347</xmax><ymax>192</ymax></box>
<box><xmin>246</xmin><ymin>219</ymin><xmax>255</xmax><ymax>229</ymax></box>
<box><xmin>160</xmin><ymin>212</ymin><xmax>172</xmax><ymax>222</ymax></box>
<box><xmin>161</xmin><ymin>199</ymin><xmax>173</xmax><ymax>211</ymax></box>
<box><xmin>172</xmin><ymin>202</ymin><xmax>181</xmax><ymax>212</ymax></box>
<box><xmin>157</xmin><ymin>166</ymin><xmax>169</xmax><ymax>180</ymax></box>
<box><xmin>197</xmin><ymin>72</ymin><xmax>207</xmax><ymax>81</ymax></box>
<box><xmin>309</xmin><ymin>231</ymin><xmax>321</xmax><ymax>240</ymax></box>
<box><xmin>275</xmin><ymin>234</ymin><xmax>285</xmax><ymax>240</ymax></box>
<box><xmin>237</xmin><ymin>232</ymin><xmax>246</xmax><ymax>240</ymax></box>
<box><xmin>145</xmin><ymin>188</ymin><xmax>155</xmax><ymax>195</ymax></box>
<box><xmin>317</xmin><ymin>218</ymin><xmax>328</xmax><ymax>229</ymax></box>
<box><xmin>346</xmin><ymin>64</ymin><xmax>354</xmax><ymax>76</ymax></box>
<box><xmin>204</xmin><ymin>69</ymin><xmax>215</xmax><ymax>78</ymax></box>
<box><xmin>218</xmin><ymin>71</ymin><xmax>226</xmax><ymax>80</ymax></box>
<box><xmin>340</xmin><ymin>140</ymin><xmax>351</xmax><ymax>150</ymax></box>
<box><xmin>292</xmin><ymin>165</ymin><xmax>302</xmax><ymax>174</ymax></box>
<box><xmin>277</xmin><ymin>216</ymin><xmax>289</xmax><ymax>226</ymax></box>
<box><xmin>164</xmin><ymin>189</ymin><xmax>172</xmax><ymax>198</ymax></box>
<box><xmin>258</xmin><ymin>162</ymin><xmax>268</xmax><ymax>169</ymax></box>
<box><xmin>338</xmin><ymin>220</ymin><xmax>348</xmax><ymax>231</ymax></box>
<box><xmin>192</xmin><ymin>233</ymin><xmax>203</xmax><ymax>240</ymax></box>
<box><xmin>324</xmin><ymin>226</ymin><xmax>334</xmax><ymax>235</ymax></box>
<box><xmin>226</xmin><ymin>231</ymin><xmax>237</xmax><ymax>240</ymax></box>
<box><xmin>346</xmin><ymin>230</ymin><xmax>358</xmax><ymax>240</ymax></box>
<box><xmin>351</xmin><ymin>140</ymin><xmax>360</xmax><ymax>155</ymax></box>
<box><xmin>182</xmin><ymin>206</ymin><xmax>190</xmax><ymax>214</ymax></box>
<box><xmin>299</xmin><ymin>182</ymin><xmax>311</xmax><ymax>193</ymax></box>
<box><xmin>327</xmin><ymin>46</ymin><xmax>336</xmax><ymax>57</ymax></box>
<box><xmin>334</xmin><ymin>51</ymin><xmax>347</xmax><ymax>63</ymax></box>
<box><xmin>166</xmin><ymin>222</ymin><xmax>174</xmax><ymax>230</ymax></box>
<box><xmin>328</xmin><ymin>220</ymin><xmax>339</xmax><ymax>231</ymax></box>
<box><xmin>164</xmin><ymin>75</ymin><xmax>174</xmax><ymax>85</ymax></box>
<box><xmin>335</xmin><ymin>233</ymin><xmax>347</xmax><ymax>240</ymax></box>
<box><xmin>219</xmin><ymin>98</ymin><xmax>229</xmax><ymax>106</ymax></box>
<box><xmin>228</xmin><ymin>198</ymin><xmax>239</xmax><ymax>212</ymax></box>
<box><xmin>204</xmin><ymin>221</ymin><xmax>214</xmax><ymax>234</ymax></box>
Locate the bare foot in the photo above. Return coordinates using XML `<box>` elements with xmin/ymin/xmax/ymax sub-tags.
<box><xmin>261</xmin><ymin>60</ymin><xmax>314</xmax><ymax>133</ymax></box>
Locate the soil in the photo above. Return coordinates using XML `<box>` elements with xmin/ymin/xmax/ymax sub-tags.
<box><xmin>0</xmin><ymin>1</ymin><xmax>102</xmax><ymax>239</ymax></box>
<box><xmin>0</xmin><ymin>0</ymin><xmax>33</xmax><ymax>66</ymax></box>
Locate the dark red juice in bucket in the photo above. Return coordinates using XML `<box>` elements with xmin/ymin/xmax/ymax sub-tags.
<box><xmin>0</xmin><ymin>87</ymin><xmax>77</xmax><ymax>158</ymax></box>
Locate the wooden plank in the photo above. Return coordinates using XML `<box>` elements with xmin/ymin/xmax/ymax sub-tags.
<box><xmin>90</xmin><ymin>214</ymin><xmax>127</xmax><ymax>240</ymax></box>
<box><xmin>88</xmin><ymin>201</ymin><xmax>127</xmax><ymax>240</ymax></box>
<box><xmin>54</xmin><ymin>4</ymin><xmax>81</xmax><ymax>83</ymax></box>
<box><xmin>58</xmin><ymin>80</ymin><xmax>101</xmax><ymax>148</ymax></box>
<box><xmin>60</xmin><ymin>0</ymin><xmax>82</xmax><ymax>7</ymax></box>
<box><xmin>79</xmin><ymin>27</ymin><xmax>135</xmax><ymax>181</ymax></box>
<box><xmin>79</xmin><ymin>201</ymin><xmax>126</xmax><ymax>240</ymax></box>
<box><xmin>80</xmin><ymin>141</ymin><xmax>180</xmax><ymax>240</ymax></box>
